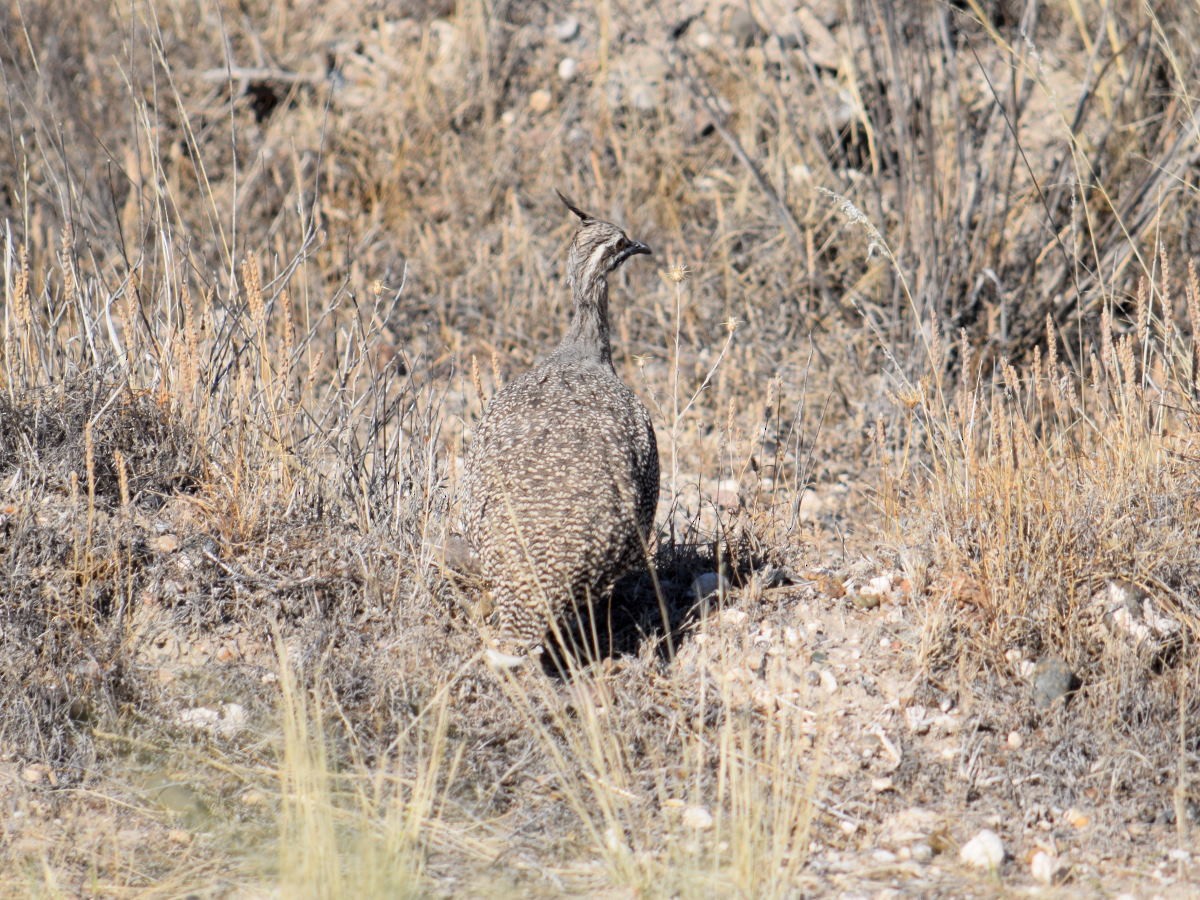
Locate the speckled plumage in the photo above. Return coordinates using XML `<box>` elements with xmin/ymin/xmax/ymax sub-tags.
<box><xmin>463</xmin><ymin>194</ymin><xmax>659</xmax><ymax>662</ymax></box>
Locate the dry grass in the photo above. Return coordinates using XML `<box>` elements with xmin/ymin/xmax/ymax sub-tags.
<box><xmin>2</xmin><ymin>0</ymin><xmax>1200</xmax><ymax>894</ymax></box>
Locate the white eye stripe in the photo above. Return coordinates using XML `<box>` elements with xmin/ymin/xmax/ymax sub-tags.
<box><xmin>581</xmin><ymin>235</ymin><xmax>626</xmax><ymax>275</ymax></box>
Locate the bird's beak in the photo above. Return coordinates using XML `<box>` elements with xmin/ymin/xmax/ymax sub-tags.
<box><xmin>621</xmin><ymin>240</ymin><xmax>652</xmax><ymax>262</ymax></box>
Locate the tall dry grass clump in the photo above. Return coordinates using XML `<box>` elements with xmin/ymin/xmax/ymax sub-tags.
<box><xmin>871</xmin><ymin>257</ymin><xmax>1200</xmax><ymax>825</ymax></box>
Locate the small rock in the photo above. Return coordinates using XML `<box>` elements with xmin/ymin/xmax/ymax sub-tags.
<box><xmin>959</xmin><ymin>829</ymin><xmax>1005</xmax><ymax>871</ymax></box>
<box><xmin>177</xmin><ymin>702</ymin><xmax>248</xmax><ymax>738</ymax></box>
<box><xmin>793</xmin><ymin>7</ymin><xmax>841</xmax><ymax>70</ymax></box>
<box><xmin>728</xmin><ymin>7</ymin><xmax>763</xmax><ymax>46</ymax></box>
<box><xmin>1032</xmin><ymin>656</ymin><xmax>1080</xmax><ymax>709</ymax></box>
<box><xmin>1006</xmin><ymin>730</ymin><xmax>1023</xmax><ymax>749</ymax></box>
<box><xmin>879</xmin><ymin>807</ymin><xmax>940</xmax><ymax>849</ymax></box>
<box><xmin>528</xmin><ymin>89</ymin><xmax>553</xmax><ymax>114</ymax></box>
<box><xmin>911</xmin><ymin>842</ymin><xmax>933</xmax><ymax>863</ymax></box>
<box><xmin>850</xmin><ymin>592</ymin><xmax>880</xmax><ymax>610</ymax></box>
<box><xmin>681</xmin><ymin>805</ymin><xmax>714</xmax><ymax>830</ymax></box>
<box><xmin>870</xmin><ymin>776</ymin><xmax>894</xmax><ymax>793</ymax></box>
<box><xmin>904</xmin><ymin>705</ymin><xmax>930</xmax><ymax>734</ymax></box>
<box><xmin>21</xmin><ymin>764</ymin><xmax>52</xmax><ymax>785</ymax></box>
<box><xmin>861</xmin><ymin>574</ymin><xmax>894</xmax><ymax>596</ymax></box>
<box><xmin>797</xmin><ymin>487</ymin><xmax>824</xmax><ymax>522</ymax></box>
<box><xmin>557</xmin><ymin>57</ymin><xmax>578</xmax><ymax>82</ymax></box>
<box><xmin>149</xmin><ymin>533</ymin><xmax>181</xmax><ymax>553</ymax></box>
<box><xmin>1030</xmin><ymin>849</ymin><xmax>1060</xmax><ymax>885</ymax></box>
<box><xmin>1064</xmin><ymin>807</ymin><xmax>1090</xmax><ymax>829</ymax></box>
<box><xmin>698</xmin><ymin>575</ymin><xmax>733</xmax><ymax>604</ymax></box>
<box><xmin>155</xmin><ymin>783</ymin><xmax>211</xmax><ymax>827</ymax></box>
<box><xmin>554</xmin><ymin>17</ymin><xmax>580</xmax><ymax>41</ymax></box>
<box><xmin>871</xmin><ymin>848</ymin><xmax>897</xmax><ymax>864</ymax></box>
<box><xmin>241</xmin><ymin>790</ymin><xmax>267</xmax><ymax>807</ymax></box>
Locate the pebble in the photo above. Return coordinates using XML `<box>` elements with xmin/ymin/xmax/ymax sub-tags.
<box><xmin>681</xmin><ymin>805</ymin><xmax>714</xmax><ymax>830</ymax></box>
<box><xmin>1032</xmin><ymin>656</ymin><xmax>1080</xmax><ymax>708</ymax></box>
<box><xmin>528</xmin><ymin>89</ymin><xmax>553</xmax><ymax>114</ymax></box>
<box><xmin>728</xmin><ymin>7</ymin><xmax>763</xmax><ymax>46</ymax></box>
<box><xmin>1030</xmin><ymin>849</ymin><xmax>1059</xmax><ymax>885</ymax></box>
<box><xmin>177</xmin><ymin>702</ymin><xmax>247</xmax><ymax>737</ymax></box>
<box><xmin>694</xmin><ymin>572</ymin><xmax>727</xmax><ymax>601</ymax></box>
<box><xmin>1064</xmin><ymin>807</ymin><xmax>1090</xmax><ymax>829</ymax></box>
<box><xmin>554</xmin><ymin>17</ymin><xmax>580</xmax><ymax>41</ymax></box>
<box><xmin>850</xmin><ymin>592</ymin><xmax>880</xmax><ymax>610</ymax></box>
<box><xmin>959</xmin><ymin>829</ymin><xmax>1004</xmax><ymax>871</ymax></box>
<box><xmin>557</xmin><ymin>57</ymin><xmax>578</xmax><ymax>82</ymax></box>
<box><xmin>21</xmin><ymin>765</ymin><xmax>52</xmax><ymax>785</ymax></box>
<box><xmin>878</xmin><ymin>807</ymin><xmax>939</xmax><ymax>849</ymax></box>
<box><xmin>861</xmin><ymin>574</ymin><xmax>893</xmax><ymax>596</ymax></box>
<box><xmin>1007</xmin><ymin>730</ymin><xmax>1023</xmax><ymax>749</ymax></box>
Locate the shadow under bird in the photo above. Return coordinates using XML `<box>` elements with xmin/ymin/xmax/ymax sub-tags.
<box><xmin>462</xmin><ymin>191</ymin><xmax>659</xmax><ymax>668</ymax></box>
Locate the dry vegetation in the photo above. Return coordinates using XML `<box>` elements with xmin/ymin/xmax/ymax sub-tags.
<box><xmin>2</xmin><ymin>0</ymin><xmax>1200</xmax><ymax>895</ymax></box>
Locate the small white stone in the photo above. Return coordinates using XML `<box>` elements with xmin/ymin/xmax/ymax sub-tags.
<box><xmin>789</xmin><ymin>163</ymin><xmax>812</xmax><ymax>184</ymax></box>
<box><xmin>215</xmin><ymin>702</ymin><xmax>247</xmax><ymax>736</ymax></box>
<box><xmin>1030</xmin><ymin>850</ymin><xmax>1058</xmax><ymax>885</ymax></box>
<box><xmin>178</xmin><ymin>706</ymin><xmax>221</xmax><ymax>731</ymax></box>
<box><xmin>871</xmin><ymin>849</ymin><xmax>897</xmax><ymax>864</ymax></box>
<box><xmin>695</xmin><ymin>572</ymin><xmax>730</xmax><ymax>602</ymax></box>
<box><xmin>682</xmin><ymin>805</ymin><xmax>714</xmax><ymax>830</ymax></box>
<box><xmin>861</xmin><ymin>574</ymin><xmax>893</xmax><ymax>596</ymax></box>
<box><xmin>959</xmin><ymin>829</ymin><xmax>1005</xmax><ymax>871</ymax></box>
<box><xmin>554</xmin><ymin>17</ymin><xmax>580</xmax><ymax>41</ymax></box>
<box><xmin>1007</xmin><ymin>730</ymin><xmax>1023</xmax><ymax>750</ymax></box>
<box><xmin>21</xmin><ymin>765</ymin><xmax>49</xmax><ymax>785</ymax></box>
<box><xmin>879</xmin><ymin>807</ymin><xmax>940</xmax><ymax>849</ymax></box>
<box><xmin>557</xmin><ymin>57</ymin><xmax>578</xmax><ymax>82</ymax></box>
<box><xmin>904</xmin><ymin>705</ymin><xmax>930</xmax><ymax>734</ymax></box>
<box><xmin>629</xmin><ymin>83</ymin><xmax>656</xmax><ymax>112</ymax></box>
<box><xmin>870</xmin><ymin>776</ymin><xmax>894</xmax><ymax>793</ymax></box>
<box><xmin>528</xmin><ymin>89</ymin><xmax>553</xmax><ymax>114</ymax></box>
<box><xmin>712</xmin><ymin>598</ymin><xmax>742</xmax><ymax>621</ymax></box>
<box><xmin>911</xmin><ymin>842</ymin><xmax>933</xmax><ymax>863</ymax></box>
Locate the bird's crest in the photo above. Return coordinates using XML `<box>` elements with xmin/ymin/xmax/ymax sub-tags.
<box><xmin>556</xmin><ymin>189</ymin><xmax>595</xmax><ymax>224</ymax></box>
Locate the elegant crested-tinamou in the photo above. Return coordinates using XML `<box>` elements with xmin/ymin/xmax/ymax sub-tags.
<box><xmin>463</xmin><ymin>192</ymin><xmax>659</xmax><ymax>668</ymax></box>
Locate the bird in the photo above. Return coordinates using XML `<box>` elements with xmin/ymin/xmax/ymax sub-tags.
<box><xmin>462</xmin><ymin>191</ymin><xmax>659</xmax><ymax>668</ymax></box>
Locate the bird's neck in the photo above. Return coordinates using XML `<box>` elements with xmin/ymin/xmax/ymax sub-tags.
<box><xmin>557</xmin><ymin>274</ymin><xmax>612</xmax><ymax>367</ymax></box>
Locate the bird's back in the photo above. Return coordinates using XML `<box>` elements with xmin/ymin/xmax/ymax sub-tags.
<box><xmin>463</xmin><ymin>355</ymin><xmax>658</xmax><ymax>604</ymax></box>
